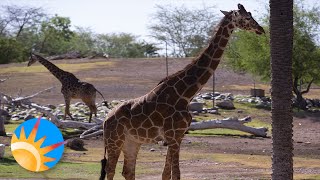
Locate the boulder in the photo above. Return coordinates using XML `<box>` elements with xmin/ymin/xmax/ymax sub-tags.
<box><xmin>24</xmin><ymin>114</ymin><xmax>35</xmax><ymax>121</ymax></box>
<box><xmin>216</xmin><ymin>100</ymin><xmax>235</xmax><ymax>110</ymax></box>
<box><xmin>66</xmin><ymin>138</ymin><xmax>86</xmax><ymax>151</ymax></box>
<box><xmin>189</xmin><ymin>102</ymin><xmax>204</xmax><ymax>112</ymax></box>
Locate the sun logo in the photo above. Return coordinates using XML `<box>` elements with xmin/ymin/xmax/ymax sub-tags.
<box><xmin>11</xmin><ymin>117</ymin><xmax>65</xmax><ymax>172</ymax></box>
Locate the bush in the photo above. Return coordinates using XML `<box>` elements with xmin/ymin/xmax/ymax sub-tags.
<box><xmin>0</xmin><ymin>37</ymin><xmax>26</xmax><ymax>64</ymax></box>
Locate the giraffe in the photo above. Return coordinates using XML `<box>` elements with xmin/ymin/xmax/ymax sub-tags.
<box><xmin>28</xmin><ymin>53</ymin><xmax>107</xmax><ymax>123</ymax></box>
<box><xmin>100</xmin><ymin>4</ymin><xmax>265</xmax><ymax>180</ymax></box>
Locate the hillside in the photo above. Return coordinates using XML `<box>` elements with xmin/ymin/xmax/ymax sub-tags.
<box><xmin>0</xmin><ymin>57</ymin><xmax>267</xmax><ymax>105</ymax></box>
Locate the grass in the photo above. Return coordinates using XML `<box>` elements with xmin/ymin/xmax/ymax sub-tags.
<box><xmin>189</xmin><ymin>100</ymin><xmax>272</xmax><ymax>137</ymax></box>
<box><xmin>1</xmin><ymin>142</ymin><xmax>319</xmax><ymax>179</ymax></box>
<box><xmin>3</xmin><ymin>120</ymin><xmax>24</xmax><ymax>133</ymax></box>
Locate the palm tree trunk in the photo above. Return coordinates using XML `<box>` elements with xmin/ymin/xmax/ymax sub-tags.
<box><xmin>270</xmin><ymin>1</ymin><xmax>294</xmax><ymax>179</ymax></box>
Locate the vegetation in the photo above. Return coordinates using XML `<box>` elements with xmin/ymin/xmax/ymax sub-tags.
<box><xmin>149</xmin><ymin>4</ymin><xmax>218</xmax><ymax>57</ymax></box>
<box><xmin>0</xmin><ymin>5</ymin><xmax>159</xmax><ymax>64</ymax></box>
<box><xmin>226</xmin><ymin>2</ymin><xmax>320</xmax><ymax>109</ymax></box>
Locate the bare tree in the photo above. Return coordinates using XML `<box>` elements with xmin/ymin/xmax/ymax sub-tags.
<box><xmin>1</xmin><ymin>5</ymin><xmax>46</xmax><ymax>38</ymax></box>
<box><xmin>149</xmin><ymin>4</ymin><xmax>218</xmax><ymax>57</ymax></box>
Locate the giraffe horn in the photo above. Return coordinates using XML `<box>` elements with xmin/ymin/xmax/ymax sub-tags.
<box><xmin>238</xmin><ymin>3</ymin><xmax>248</xmax><ymax>15</ymax></box>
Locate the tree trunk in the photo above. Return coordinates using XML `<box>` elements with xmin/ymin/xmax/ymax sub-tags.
<box><xmin>0</xmin><ymin>114</ymin><xmax>6</xmax><ymax>136</ymax></box>
<box><xmin>270</xmin><ymin>1</ymin><xmax>294</xmax><ymax>179</ymax></box>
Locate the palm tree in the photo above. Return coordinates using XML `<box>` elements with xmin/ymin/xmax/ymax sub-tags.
<box><xmin>269</xmin><ymin>1</ymin><xmax>294</xmax><ymax>179</ymax></box>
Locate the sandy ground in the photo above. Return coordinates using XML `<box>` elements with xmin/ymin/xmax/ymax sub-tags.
<box><xmin>0</xmin><ymin>58</ymin><xmax>319</xmax><ymax>179</ymax></box>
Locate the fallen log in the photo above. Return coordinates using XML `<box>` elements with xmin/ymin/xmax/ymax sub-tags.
<box><xmin>188</xmin><ymin>116</ymin><xmax>268</xmax><ymax>137</ymax></box>
<box><xmin>79</xmin><ymin>116</ymin><xmax>268</xmax><ymax>139</ymax></box>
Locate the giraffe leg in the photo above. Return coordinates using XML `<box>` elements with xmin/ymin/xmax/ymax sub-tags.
<box><xmin>122</xmin><ymin>139</ymin><xmax>141</xmax><ymax>180</ymax></box>
<box><xmin>64</xmin><ymin>95</ymin><xmax>74</xmax><ymax>120</ymax></box>
<box><xmin>162</xmin><ymin>142</ymin><xmax>182</xmax><ymax>180</ymax></box>
<box><xmin>170</xmin><ymin>142</ymin><xmax>182</xmax><ymax>180</ymax></box>
<box><xmin>82</xmin><ymin>97</ymin><xmax>97</xmax><ymax>123</ymax></box>
<box><xmin>105</xmin><ymin>145</ymin><xmax>122</xmax><ymax>180</ymax></box>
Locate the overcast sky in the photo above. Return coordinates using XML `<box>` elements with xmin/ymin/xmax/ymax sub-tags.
<box><xmin>0</xmin><ymin>0</ymin><xmax>316</xmax><ymax>39</ymax></box>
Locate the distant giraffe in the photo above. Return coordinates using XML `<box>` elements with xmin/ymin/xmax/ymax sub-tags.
<box><xmin>100</xmin><ymin>4</ymin><xmax>265</xmax><ymax>180</ymax></box>
<box><xmin>28</xmin><ymin>53</ymin><xmax>107</xmax><ymax>123</ymax></box>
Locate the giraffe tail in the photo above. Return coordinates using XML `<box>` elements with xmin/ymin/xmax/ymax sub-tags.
<box><xmin>99</xmin><ymin>146</ymin><xmax>108</xmax><ymax>180</ymax></box>
<box><xmin>95</xmin><ymin>88</ymin><xmax>111</xmax><ymax>108</ymax></box>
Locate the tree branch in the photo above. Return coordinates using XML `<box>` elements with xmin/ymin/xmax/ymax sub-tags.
<box><xmin>301</xmin><ymin>77</ymin><xmax>314</xmax><ymax>94</ymax></box>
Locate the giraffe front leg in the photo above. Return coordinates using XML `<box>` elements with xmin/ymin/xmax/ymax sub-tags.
<box><xmin>162</xmin><ymin>145</ymin><xmax>173</xmax><ymax>180</ymax></box>
<box><xmin>162</xmin><ymin>138</ymin><xmax>183</xmax><ymax>180</ymax></box>
<box><xmin>64</xmin><ymin>95</ymin><xmax>74</xmax><ymax>120</ymax></box>
<box><xmin>122</xmin><ymin>139</ymin><xmax>141</xmax><ymax>180</ymax></box>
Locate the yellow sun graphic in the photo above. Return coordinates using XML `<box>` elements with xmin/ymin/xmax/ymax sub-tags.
<box><xmin>11</xmin><ymin>117</ymin><xmax>65</xmax><ymax>172</ymax></box>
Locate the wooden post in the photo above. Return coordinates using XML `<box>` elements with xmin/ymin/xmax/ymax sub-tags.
<box><xmin>212</xmin><ymin>72</ymin><xmax>215</xmax><ymax>108</ymax></box>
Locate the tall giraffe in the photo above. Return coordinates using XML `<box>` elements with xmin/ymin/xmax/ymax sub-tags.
<box><xmin>28</xmin><ymin>53</ymin><xmax>107</xmax><ymax>123</ymax></box>
<box><xmin>100</xmin><ymin>4</ymin><xmax>265</xmax><ymax>180</ymax></box>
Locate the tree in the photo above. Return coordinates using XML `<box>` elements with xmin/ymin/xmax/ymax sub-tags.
<box><xmin>95</xmin><ymin>33</ymin><xmax>149</xmax><ymax>58</ymax></box>
<box><xmin>270</xmin><ymin>0</ymin><xmax>294</xmax><ymax>179</ymax></box>
<box><xmin>226</xmin><ymin>2</ymin><xmax>320</xmax><ymax>109</ymax></box>
<box><xmin>149</xmin><ymin>5</ymin><xmax>218</xmax><ymax>57</ymax></box>
<box><xmin>37</xmin><ymin>15</ymin><xmax>74</xmax><ymax>55</ymax></box>
<box><xmin>0</xmin><ymin>37</ymin><xmax>25</xmax><ymax>64</ymax></box>
<box><xmin>69</xmin><ymin>26</ymin><xmax>96</xmax><ymax>55</ymax></box>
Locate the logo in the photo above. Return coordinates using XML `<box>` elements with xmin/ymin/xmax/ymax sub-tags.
<box><xmin>11</xmin><ymin>117</ymin><xmax>65</xmax><ymax>172</ymax></box>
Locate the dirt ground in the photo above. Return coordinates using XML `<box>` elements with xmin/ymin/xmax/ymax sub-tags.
<box><xmin>1</xmin><ymin>58</ymin><xmax>320</xmax><ymax>179</ymax></box>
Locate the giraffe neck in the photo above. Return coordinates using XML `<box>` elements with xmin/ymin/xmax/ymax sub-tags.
<box><xmin>163</xmin><ymin>14</ymin><xmax>235</xmax><ymax>102</ymax></box>
<box><xmin>37</xmin><ymin>58</ymin><xmax>69</xmax><ymax>83</ymax></box>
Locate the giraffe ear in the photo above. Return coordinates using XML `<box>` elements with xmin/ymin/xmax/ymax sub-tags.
<box><xmin>220</xmin><ymin>10</ymin><xmax>229</xmax><ymax>16</ymax></box>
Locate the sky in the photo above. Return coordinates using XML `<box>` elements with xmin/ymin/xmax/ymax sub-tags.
<box><xmin>0</xmin><ymin>0</ymin><xmax>317</xmax><ymax>40</ymax></box>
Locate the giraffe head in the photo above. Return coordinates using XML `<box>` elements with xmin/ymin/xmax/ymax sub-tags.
<box><xmin>221</xmin><ymin>4</ymin><xmax>265</xmax><ymax>35</ymax></box>
<box><xmin>28</xmin><ymin>53</ymin><xmax>43</xmax><ymax>66</ymax></box>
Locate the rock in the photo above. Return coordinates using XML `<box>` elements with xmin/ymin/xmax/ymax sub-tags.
<box><xmin>74</xmin><ymin>102</ymin><xmax>83</xmax><ymax>107</ymax></box>
<box><xmin>11</xmin><ymin>117</ymin><xmax>20</xmax><ymax>121</ymax></box>
<box><xmin>150</xmin><ymin>148</ymin><xmax>155</xmax><ymax>152</ymax></box>
<box><xmin>216</xmin><ymin>100</ymin><xmax>235</xmax><ymax>110</ymax></box>
<box><xmin>201</xmin><ymin>94</ymin><xmax>213</xmax><ymax>100</ymax></box>
<box><xmin>189</xmin><ymin>102</ymin><xmax>204</xmax><ymax>112</ymax></box>
<box><xmin>24</xmin><ymin>114</ymin><xmax>35</xmax><ymax>121</ymax></box>
<box><xmin>237</xmin><ymin>110</ymin><xmax>243</xmax><ymax>113</ymax></box>
<box><xmin>0</xmin><ymin>144</ymin><xmax>5</xmax><ymax>158</ymax></box>
<box><xmin>66</xmin><ymin>138</ymin><xmax>86</xmax><ymax>151</ymax></box>
<box><xmin>208</xmin><ymin>109</ymin><xmax>219</xmax><ymax>114</ymax></box>
<box><xmin>191</xmin><ymin>111</ymin><xmax>199</xmax><ymax>115</ymax></box>
<box><xmin>47</xmin><ymin>104</ymin><xmax>57</xmax><ymax>109</ymax></box>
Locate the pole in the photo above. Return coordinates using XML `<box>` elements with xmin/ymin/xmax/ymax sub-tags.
<box><xmin>212</xmin><ymin>72</ymin><xmax>215</xmax><ymax>108</ymax></box>
<box><xmin>165</xmin><ymin>41</ymin><xmax>168</xmax><ymax>77</ymax></box>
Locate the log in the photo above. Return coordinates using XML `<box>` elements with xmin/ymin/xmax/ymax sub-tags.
<box><xmin>79</xmin><ymin>116</ymin><xmax>268</xmax><ymax>139</ymax></box>
<box><xmin>188</xmin><ymin>116</ymin><xmax>268</xmax><ymax>137</ymax></box>
<box><xmin>12</xmin><ymin>86</ymin><xmax>55</xmax><ymax>104</ymax></box>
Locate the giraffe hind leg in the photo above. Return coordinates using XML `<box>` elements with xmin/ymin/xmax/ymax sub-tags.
<box><xmin>81</xmin><ymin>97</ymin><xmax>97</xmax><ymax>123</ymax></box>
<box><xmin>122</xmin><ymin>139</ymin><xmax>141</xmax><ymax>180</ymax></box>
